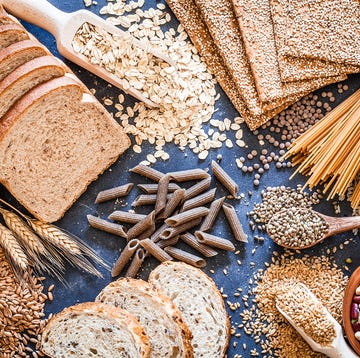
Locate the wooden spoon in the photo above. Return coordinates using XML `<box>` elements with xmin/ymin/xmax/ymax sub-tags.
<box><xmin>276</xmin><ymin>283</ymin><xmax>358</xmax><ymax>358</ymax></box>
<box><xmin>2</xmin><ymin>0</ymin><xmax>175</xmax><ymax>107</ymax></box>
<box><xmin>267</xmin><ymin>207</ymin><xmax>360</xmax><ymax>250</ymax></box>
<box><xmin>343</xmin><ymin>266</ymin><xmax>360</xmax><ymax>357</ymax></box>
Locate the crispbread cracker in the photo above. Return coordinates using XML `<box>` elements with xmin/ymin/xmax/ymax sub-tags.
<box><xmin>284</xmin><ymin>0</ymin><xmax>360</xmax><ymax>66</ymax></box>
<box><xmin>269</xmin><ymin>0</ymin><xmax>360</xmax><ymax>81</ymax></box>
<box><xmin>193</xmin><ymin>0</ymin><xmax>264</xmax><ymax>116</ymax></box>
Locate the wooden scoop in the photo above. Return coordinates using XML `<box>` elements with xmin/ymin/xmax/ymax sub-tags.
<box><xmin>267</xmin><ymin>208</ymin><xmax>360</xmax><ymax>250</ymax></box>
<box><xmin>276</xmin><ymin>283</ymin><xmax>358</xmax><ymax>358</ymax></box>
<box><xmin>2</xmin><ymin>0</ymin><xmax>175</xmax><ymax>107</ymax></box>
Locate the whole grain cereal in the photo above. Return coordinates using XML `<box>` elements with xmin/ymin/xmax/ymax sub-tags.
<box><xmin>237</xmin><ymin>251</ymin><xmax>348</xmax><ymax>357</ymax></box>
<box><xmin>0</xmin><ymin>249</ymin><xmax>51</xmax><ymax>358</ymax></box>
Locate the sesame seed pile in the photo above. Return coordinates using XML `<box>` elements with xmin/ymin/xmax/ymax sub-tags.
<box><xmin>236</xmin><ymin>252</ymin><xmax>348</xmax><ymax>357</ymax></box>
<box><xmin>0</xmin><ymin>249</ymin><xmax>53</xmax><ymax>358</ymax></box>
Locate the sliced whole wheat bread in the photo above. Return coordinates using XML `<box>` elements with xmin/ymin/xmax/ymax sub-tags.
<box><xmin>0</xmin><ymin>55</ymin><xmax>67</xmax><ymax>118</ymax></box>
<box><xmin>0</xmin><ymin>76</ymin><xmax>130</xmax><ymax>222</ymax></box>
<box><xmin>149</xmin><ymin>261</ymin><xmax>230</xmax><ymax>358</ymax></box>
<box><xmin>41</xmin><ymin>301</ymin><xmax>151</xmax><ymax>358</ymax></box>
<box><xmin>0</xmin><ymin>22</ymin><xmax>29</xmax><ymax>50</ymax></box>
<box><xmin>0</xmin><ymin>39</ymin><xmax>49</xmax><ymax>81</ymax></box>
<box><xmin>96</xmin><ymin>278</ymin><xmax>194</xmax><ymax>358</ymax></box>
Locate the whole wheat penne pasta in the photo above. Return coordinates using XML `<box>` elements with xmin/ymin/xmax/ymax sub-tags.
<box><xmin>160</xmin><ymin>188</ymin><xmax>186</xmax><ymax>219</ymax></box>
<box><xmin>160</xmin><ymin>218</ymin><xmax>202</xmax><ymax>240</ymax></box>
<box><xmin>211</xmin><ymin>160</ymin><xmax>239</xmax><ymax>197</ymax></box>
<box><xmin>181</xmin><ymin>188</ymin><xmax>216</xmax><ymax>212</ymax></box>
<box><xmin>87</xmin><ymin>215</ymin><xmax>127</xmax><ymax>239</ymax></box>
<box><xmin>183</xmin><ymin>176</ymin><xmax>211</xmax><ymax>201</ymax></box>
<box><xmin>156</xmin><ymin>236</ymin><xmax>179</xmax><ymax>249</ymax></box>
<box><xmin>168</xmin><ymin>168</ymin><xmax>210</xmax><ymax>182</ymax></box>
<box><xmin>199</xmin><ymin>196</ymin><xmax>225</xmax><ymax>232</ymax></box>
<box><xmin>164</xmin><ymin>246</ymin><xmax>206</xmax><ymax>268</ymax></box>
<box><xmin>108</xmin><ymin>210</ymin><xmax>146</xmax><ymax>224</ymax></box>
<box><xmin>130</xmin><ymin>164</ymin><xmax>164</xmax><ymax>182</ymax></box>
<box><xmin>139</xmin><ymin>238</ymin><xmax>173</xmax><ymax>262</ymax></box>
<box><xmin>155</xmin><ymin>175</ymin><xmax>170</xmax><ymax>216</ymax></box>
<box><xmin>132</xmin><ymin>194</ymin><xmax>172</xmax><ymax>206</ymax></box>
<box><xmin>165</xmin><ymin>206</ymin><xmax>209</xmax><ymax>227</ymax></box>
<box><xmin>222</xmin><ymin>203</ymin><xmax>248</xmax><ymax>242</ymax></box>
<box><xmin>127</xmin><ymin>211</ymin><xmax>155</xmax><ymax>240</ymax></box>
<box><xmin>111</xmin><ymin>239</ymin><xmax>139</xmax><ymax>277</ymax></box>
<box><xmin>180</xmin><ymin>232</ymin><xmax>218</xmax><ymax>257</ymax></box>
<box><xmin>195</xmin><ymin>231</ymin><xmax>235</xmax><ymax>251</ymax></box>
<box><xmin>124</xmin><ymin>248</ymin><xmax>146</xmax><ymax>278</ymax></box>
<box><xmin>137</xmin><ymin>183</ymin><xmax>181</xmax><ymax>194</ymax></box>
<box><xmin>150</xmin><ymin>223</ymin><xmax>169</xmax><ymax>243</ymax></box>
<box><xmin>137</xmin><ymin>225</ymin><xmax>156</xmax><ymax>241</ymax></box>
<box><xmin>95</xmin><ymin>183</ymin><xmax>134</xmax><ymax>204</ymax></box>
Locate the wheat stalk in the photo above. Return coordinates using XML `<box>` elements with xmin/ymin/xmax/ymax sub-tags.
<box><xmin>0</xmin><ymin>222</ymin><xmax>28</xmax><ymax>274</ymax></box>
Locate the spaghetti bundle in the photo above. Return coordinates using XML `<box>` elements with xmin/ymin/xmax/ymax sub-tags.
<box><xmin>285</xmin><ymin>89</ymin><xmax>360</xmax><ymax>210</ymax></box>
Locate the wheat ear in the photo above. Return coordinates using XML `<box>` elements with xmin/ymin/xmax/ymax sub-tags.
<box><xmin>0</xmin><ymin>223</ymin><xmax>28</xmax><ymax>274</ymax></box>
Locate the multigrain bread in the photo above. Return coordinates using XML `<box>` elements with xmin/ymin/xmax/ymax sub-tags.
<box><xmin>0</xmin><ymin>39</ymin><xmax>49</xmax><ymax>81</ymax></box>
<box><xmin>149</xmin><ymin>261</ymin><xmax>230</xmax><ymax>358</ymax></box>
<box><xmin>0</xmin><ymin>76</ymin><xmax>130</xmax><ymax>222</ymax></box>
<box><xmin>0</xmin><ymin>55</ymin><xmax>67</xmax><ymax>118</ymax></box>
<box><xmin>0</xmin><ymin>22</ymin><xmax>29</xmax><ymax>49</ymax></box>
<box><xmin>96</xmin><ymin>278</ymin><xmax>194</xmax><ymax>358</ymax></box>
<box><xmin>41</xmin><ymin>302</ymin><xmax>151</xmax><ymax>358</ymax></box>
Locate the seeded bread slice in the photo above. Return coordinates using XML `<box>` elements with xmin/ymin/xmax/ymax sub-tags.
<box><xmin>41</xmin><ymin>301</ymin><xmax>151</xmax><ymax>358</ymax></box>
<box><xmin>0</xmin><ymin>23</ymin><xmax>29</xmax><ymax>50</ymax></box>
<box><xmin>0</xmin><ymin>76</ymin><xmax>130</xmax><ymax>222</ymax></box>
<box><xmin>96</xmin><ymin>278</ymin><xmax>194</xmax><ymax>358</ymax></box>
<box><xmin>0</xmin><ymin>39</ymin><xmax>49</xmax><ymax>81</ymax></box>
<box><xmin>149</xmin><ymin>261</ymin><xmax>230</xmax><ymax>358</ymax></box>
<box><xmin>0</xmin><ymin>55</ymin><xmax>67</xmax><ymax>118</ymax></box>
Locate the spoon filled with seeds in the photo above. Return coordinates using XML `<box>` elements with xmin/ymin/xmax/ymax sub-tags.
<box><xmin>266</xmin><ymin>207</ymin><xmax>360</xmax><ymax>250</ymax></box>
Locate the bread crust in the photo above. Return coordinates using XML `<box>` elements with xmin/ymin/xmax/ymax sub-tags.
<box><xmin>149</xmin><ymin>261</ymin><xmax>230</xmax><ymax>358</ymax></box>
<box><xmin>97</xmin><ymin>278</ymin><xmax>194</xmax><ymax>358</ymax></box>
<box><xmin>41</xmin><ymin>301</ymin><xmax>151</xmax><ymax>358</ymax></box>
<box><xmin>0</xmin><ymin>22</ymin><xmax>29</xmax><ymax>49</ymax></box>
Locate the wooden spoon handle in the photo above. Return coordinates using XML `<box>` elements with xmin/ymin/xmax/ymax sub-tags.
<box><xmin>322</xmin><ymin>215</ymin><xmax>360</xmax><ymax>237</ymax></box>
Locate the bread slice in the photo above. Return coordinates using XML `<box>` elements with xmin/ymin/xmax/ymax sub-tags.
<box><xmin>0</xmin><ymin>55</ymin><xmax>67</xmax><ymax>118</ymax></box>
<box><xmin>41</xmin><ymin>301</ymin><xmax>151</xmax><ymax>358</ymax></box>
<box><xmin>96</xmin><ymin>278</ymin><xmax>193</xmax><ymax>358</ymax></box>
<box><xmin>0</xmin><ymin>23</ymin><xmax>29</xmax><ymax>50</ymax></box>
<box><xmin>0</xmin><ymin>76</ymin><xmax>130</xmax><ymax>222</ymax></box>
<box><xmin>149</xmin><ymin>261</ymin><xmax>230</xmax><ymax>358</ymax></box>
<box><xmin>0</xmin><ymin>39</ymin><xmax>49</xmax><ymax>81</ymax></box>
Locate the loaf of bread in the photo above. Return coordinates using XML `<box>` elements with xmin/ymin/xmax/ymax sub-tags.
<box><xmin>149</xmin><ymin>261</ymin><xmax>230</xmax><ymax>358</ymax></box>
<box><xmin>96</xmin><ymin>278</ymin><xmax>193</xmax><ymax>358</ymax></box>
<box><xmin>0</xmin><ymin>22</ymin><xmax>28</xmax><ymax>49</ymax></box>
<box><xmin>0</xmin><ymin>76</ymin><xmax>130</xmax><ymax>222</ymax></box>
<box><xmin>41</xmin><ymin>301</ymin><xmax>151</xmax><ymax>357</ymax></box>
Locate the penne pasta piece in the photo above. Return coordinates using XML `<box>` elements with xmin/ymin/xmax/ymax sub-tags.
<box><xmin>180</xmin><ymin>232</ymin><xmax>218</xmax><ymax>257</ymax></box>
<box><xmin>211</xmin><ymin>160</ymin><xmax>239</xmax><ymax>197</ymax></box>
<box><xmin>222</xmin><ymin>203</ymin><xmax>248</xmax><ymax>242</ymax></box>
<box><xmin>199</xmin><ymin>196</ymin><xmax>225</xmax><ymax>232</ymax></box>
<box><xmin>181</xmin><ymin>188</ymin><xmax>216</xmax><ymax>212</ymax></box>
<box><xmin>137</xmin><ymin>225</ymin><xmax>156</xmax><ymax>241</ymax></box>
<box><xmin>111</xmin><ymin>239</ymin><xmax>139</xmax><ymax>277</ymax></box>
<box><xmin>130</xmin><ymin>164</ymin><xmax>164</xmax><ymax>182</ymax></box>
<box><xmin>127</xmin><ymin>211</ymin><xmax>156</xmax><ymax>240</ymax></box>
<box><xmin>195</xmin><ymin>231</ymin><xmax>235</xmax><ymax>251</ymax></box>
<box><xmin>108</xmin><ymin>210</ymin><xmax>146</xmax><ymax>224</ymax></box>
<box><xmin>154</xmin><ymin>175</ymin><xmax>171</xmax><ymax>216</ymax></box>
<box><xmin>95</xmin><ymin>183</ymin><xmax>134</xmax><ymax>204</ymax></box>
<box><xmin>137</xmin><ymin>183</ymin><xmax>181</xmax><ymax>194</ymax></box>
<box><xmin>87</xmin><ymin>215</ymin><xmax>127</xmax><ymax>239</ymax></box>
<box><xmin>164</xmin><ymin>246</ymin><xmax>206</xmax><ymax>268</ymax></box>
<box><xmin>168</xmin><ymin>168</ymin><xmax>210</xmax><ymax>182</ymax></box>
<box><xmin>159</xmin><ymin>188</ymin><xmax>186</xmax><ymax>220</ymax></box>
<box><xmin>160</xmin><ymin>218</ymin><xmax>202</xmax><ymax>240</ymax></box>
<box><xmin>156</xmin><ymin>236</ymin><xmax>179</xmax><ymax>249</ymax></box>
<box><xmin>165</xmin><ymin>207</ymin><xmax>209</xmax><ymax>227</ymax></box>
<box><xmin>150</xmin><ymin>223</ymin><xmax>169</xmax><ymax>243</ymax></box>
<box><xmin>132</xmin><ymin>194</ymin><xmax>172</xmax><ymax>206</ymax></box>
<box><xmin>124</xmin><ymin>248</ymin><xmax>146</xmax><ymax>278</ymax></box>
<box><xmin>139</xmin><ymin>238</ymin><xmax>173</xmax><ymax>262</ymax></box>
<box><xmin>183</xmin><ymin>176</ymin><xmax>211</xmax><ymax>201</ymax></box>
